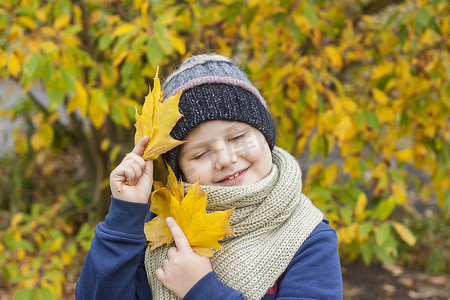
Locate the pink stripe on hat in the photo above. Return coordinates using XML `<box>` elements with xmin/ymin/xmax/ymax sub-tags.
<box><xmin>165</xmin><ymin>75</ymin><xmax>268</xmax><ymax>109</ymax></box>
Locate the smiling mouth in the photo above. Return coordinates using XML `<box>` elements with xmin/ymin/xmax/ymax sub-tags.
<box><xmin>217</xmin><ymin>167</ymin><xmax>249</xmax><ymax>184</ymax></box>
<box><xmin>226</xmin><ymin>172</ymin><xmax>241</xmax><ymax>180</ymax></box>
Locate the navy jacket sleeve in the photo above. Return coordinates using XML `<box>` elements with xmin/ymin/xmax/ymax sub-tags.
<box><xmin>274</xmin><ymin>220</ymin><xmax>343</xmax><ymax>299</ymax></box>
<box><xmin>75</xmin><ymin>196</ymin><xmax>152</xmax><ymax>300</ymax></box>
<box><xmin>183</xmin><ymin>220</ymin><xmax>343</xmax><ymax>300</ymax></box>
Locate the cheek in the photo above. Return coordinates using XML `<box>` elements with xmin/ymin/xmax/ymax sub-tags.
<box><xmin>181</xmin><ymin>161</ymin><xmax>211</xmax><ymax>184</ymax></box>
<box><xmin>246</xmin><ymin>137</ymin><xmax>272</xmax><ymax>171</ymax></box>
<box><xmin>244</xmin><ymin>136</ymin><xmax>271</xmax><ymax>161</ymax></box>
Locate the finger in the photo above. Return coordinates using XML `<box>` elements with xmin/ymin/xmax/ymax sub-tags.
<box><xmin>124</xmin><ymin>152</ymin><xmax>146</xmax><ymax>169</ymax></box>
<box><xmin>131</xmin><ymin>136</ymin><xmax>150</xmax><ymax>157</ymax></box>
<box><xmin>123</xmin><ymin>165</ymin><xmax>137</xmax><ymax>183</ymax></box>
<box><xmin>155</xmin><ymin>268</ymin><xmax>165</xmax><ymax>283</ymax></box>
<box><xmin>162</xmin><ymin>259</ymin><xmax>169</xmax><ymax>270</ymax></box>
<box><xmin>127</xmin><ymin>162</ymin><xmax>143</xmax><ymax>185</ymax></box>
<box><xmin>144</xmin><ymin>160</ymin><xmax>154</xmax><ymax>175</ymax></box>
<box><xmin>166</xmin><ymin>217</ymin><xmax>191</xmax><ymax>251</ymax></box>
<box><xmin>167</xmin><ymin>247</ymin><xmax>178</xmax><ymax>259</ymax></box>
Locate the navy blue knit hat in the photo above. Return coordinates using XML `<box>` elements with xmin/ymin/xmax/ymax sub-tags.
<box><xmin>162</xmin><ymin>54</ymin><xmax>276</xmax><ymax>178</ymax></box>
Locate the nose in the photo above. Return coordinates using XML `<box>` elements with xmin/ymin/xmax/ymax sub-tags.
<box><xmin>214</xmin><ymin>142</ymin><xmax>237</xmax><ymax>170</ymax></box>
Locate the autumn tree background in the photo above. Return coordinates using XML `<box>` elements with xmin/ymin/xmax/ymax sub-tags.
<box><xmin>0</xmin><ymin>0</ymin><xmax>449</xmax><ymax>298</ymax></box>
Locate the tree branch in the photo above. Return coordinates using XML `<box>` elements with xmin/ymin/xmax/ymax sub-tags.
<box><xmin>362</xmin><ymin>0</ymin><xmax>406</xmax><ymax>15</ymax></box>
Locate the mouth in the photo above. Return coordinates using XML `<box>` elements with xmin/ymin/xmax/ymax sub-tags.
<box><xmin>216</xmin><ymin>167</ymin><xmax>250</xmax><ymax>185</ymax></box>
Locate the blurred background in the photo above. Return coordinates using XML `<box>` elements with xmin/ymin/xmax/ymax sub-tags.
<box><xmin>0</xmin><ymin>0</ymin><xmax>449</xmax><ymax>299</ymax></box>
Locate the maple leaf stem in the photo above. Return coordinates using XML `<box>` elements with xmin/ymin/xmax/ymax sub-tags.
<box><xmin>118</xmin><ymin>181</ymin><xmax>129</xmax><ymax>193</ymax></box>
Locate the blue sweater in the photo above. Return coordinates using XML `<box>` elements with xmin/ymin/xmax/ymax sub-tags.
<box><xmin>76</xmin><ymin>197</ymin><xmax>343</xmax><ymax>299</ymax></box>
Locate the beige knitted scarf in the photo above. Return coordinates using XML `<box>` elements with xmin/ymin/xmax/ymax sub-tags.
<box><xmin>145</xmin><ymin>147</ymin><xmax>324</xmax><ymax>299</ymax></box>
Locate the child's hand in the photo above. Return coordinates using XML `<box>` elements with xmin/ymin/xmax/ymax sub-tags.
<box><xmin>155</xmin><ymin>217</ymin><xmax>213</xmax><ymax>298</ymax></box>
<box><xmin>110</xmin><ymin>136</ymin><xmax>153</xmax><ymax>203</ymax></box>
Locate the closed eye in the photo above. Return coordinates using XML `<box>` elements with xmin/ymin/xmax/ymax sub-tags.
<box><xmin>193</xmin><ymin>151</ymin><xmax>207</xmax><ymax>160</ymax></box>
<box><xmin>230</xmin><ymin>132</ymin><xmax>247</xmax><ymax>141</ymax></box>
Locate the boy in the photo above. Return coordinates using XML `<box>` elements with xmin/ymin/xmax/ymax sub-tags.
<box><xmin>76</xmin><ymin>54</ymin><xmax>343</xmax><ymax>299</ymax></box>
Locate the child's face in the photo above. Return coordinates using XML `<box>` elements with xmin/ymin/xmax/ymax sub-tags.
<box><xmin>178</xmin><ymin>120</ymin><xmax>272</xmax><ymax>186</ymax></box>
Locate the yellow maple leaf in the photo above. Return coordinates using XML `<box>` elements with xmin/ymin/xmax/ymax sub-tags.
<box><xmin>134</xmin><ymin>68</ymin><xmax>185</xmax><ymax>160</ymax></box>
<box><xmin>145</xmin><ymin>167</ymin><xmax>234</xmax><ymax>257</ymax></box>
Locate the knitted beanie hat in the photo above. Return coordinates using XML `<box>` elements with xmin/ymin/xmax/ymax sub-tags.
<box><xmin>162</xmin><ymin>54</ymin><xmax>276</xmax><ymax>178</ymax></box>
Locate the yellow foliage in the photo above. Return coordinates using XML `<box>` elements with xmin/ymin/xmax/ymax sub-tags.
<box><xmin>67</xmin><ymin>80</ymin><xmax>89</xmax><ymax>116</ymax></box>
<box><xmin>112</xmin><ymin>23</ymin><xmax>136</xmax><ymax>38</ymax></box>
<box><xmin>372</xmin><ymin>88</ymin><xmax>388</xmax><ymax>105</ymax></box>
<box><xmin>134</xmin><ymin>70</ymin><xmax>185</xmax><ymax>160</ymax></box>
<box><xmin>393</xmin><ymin>222</ymin><xmax>416</xmax><ymax>247</ymax></box>
<box><xmin>8</xmin><ymin>53</ymin><xmax>20</xmax><ymax>77</ymax></box>
<box><xmin>324</xmin><ymin>45</ymin><xmax>343</xmax><ymax>71</ymax></box>
<box><xmin>334</xmin><ymin>116</ymin><xmax>356</xmax><ymax>143</ymax></box>
<box><xmin>323</xmin><ymin>163</ymin><xmax>338</xmax><ymax>186</ymax></box>
<box><xmin>396</xmin><ymin>148</ymin><xmax>414</xmax><ymax>163</ymax></box>
<box><xmin>145</xmin><ymin>167</ymin><xmax>234</xmax><ymax>257</ymax></box>
<box><xmin>88</xmin><ymin>100</ymin><xmax>106</xmax><ymax>129</ymax></box>
<box><xmin>355</xmin><ymin>193</ymin><xmax>368</xmax><ymax>221</ymax></box>
<box><xmin>17</xmin><ymin>16</ymin><xmax>36</xmax><ymax>30</ymax></box>
<box><xmin>54</xmin><ymin>15</ymin><xmax>71</xmax><ymax>30</ymax></box>
<box><xmin>31</xmin><ymin>124</ymin><xmax>54</xmax><ymax>151</ymax></box>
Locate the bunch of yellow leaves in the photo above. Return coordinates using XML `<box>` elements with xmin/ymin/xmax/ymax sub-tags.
<box><xmin>145</xmin><ymin>167</ymin><xmax>235</xmax><ymax>257</ymax></box>
<box><xmin>134</xmin><ymin>68</ymin><xmax>185</xmax><ymax>160</ymax></box>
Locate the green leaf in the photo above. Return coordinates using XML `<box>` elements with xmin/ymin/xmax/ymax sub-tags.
<box><xmin>426</xmin><ymin>249</ymin><xmax>446</xmax><ymax>274</ymax></box>
<box><xmin>98</xmin><ymin>35</ymin><xmax>113</xmax><ymax>51</ymax></box>
<box><xmin>220</xmin><ymin>1</ymin><xmax>243</xmax><ymax>22</ymax></box>
<box><xmin>416</xmin><ymin>8</ymin><xmax>430</xmax><ymax>27</ymax></box>
<box><xmin>90</xmin><ymin>89</ymin><xmax>108</xmax><ymax>112</ymax></box>
<box><xmin>428</xmin><ymin>18</ymin><xmax>441</xmax><ymax>35</ymax></box>
<box><xmin>61</xmin><ymin>68</ymin><xmax>75</xmax><ymax>92</ymax></box>
<box><xmin>132</xmin><ymin>34</ymin><xmax>148</xmax><ymax>54</ymax></box>
<box><xmin>34</xmin><ymin>288</ymin><xmax>54</xmax><ymax>300</ymax></box>
<box><xmin>5</xmin><ymin>233</ymin><xmax>16</xmax><ymax>250</ymax></box>
<box><xmin>426</xmin><ymin>0</ymin><xmax>445</xmax><ymax>5</ymax></box>
<box><xmin>120</xmin><ymin>61</ymin><xmax>133</xmax><ymax>88</ymax></box>
<box><xmin>399</xmin><ymin>110</ymin><xmax>409</xmax><ymax>127</ymax></box>
<box><xmin>23</xmin><ymin>54</ymin><xmax>39</xmax><ymax>79</ymax></box>
<box><xmin>373</xmin><ymin>243</ymin><xmax>395</xmax><ymax>264</ymax></box>
<box><xmin>339</xmin><ymin>208</ymin><xmax>353</xmax><ymax>224</ymax></box>
<box><xmin>273</xmin><ymin>13</ymin><xmax>287</xmax><ymax>25</ymax></box>
<box><xmin>15</xmin><ymin>240</ymin><xmax>34</xmax><ymax>251</ymax></box>
<box><xmin>287</xmin><ymin>21</ymin><xmax>305</xmax><ymax>43</ymax></box>
<box><xmin>155</xmin><ymin>23</ymin><xmax>173</xmax><ymax>54</ymax></box>
<box><xmin>375</xmin><ymin>223</ymin><xmax>391</xmax><ymax>245</ymax></box>
<box><xmin>359</xmin><ymin>222</ymin><xmax>374</xmax><ymax>237</ymax></box>
<box><xmin>360</xmin><ymin>241</ymin><xmax>373</xmax><ymax>265</ymax></box>
<box><xmin>309</xmin><ymin>133</ymin><xmax>328</xmax><ymax>159</ymax></box>
<box><xmin>355</xmin><ymin>111</ymin><xmax>365</xmax><ymax>129</ymax></box>
<box><xmin>15</xmin><ymin>6</ymin><xmax>36</xmax><ymax>15</ymax></box>
<box><xmin>0</xmin><ymin>15</ymin><xmax>9</xmax><ymax>31</ymax></box>
<box><xmin>398</xmin><ymin>25</ymin><xmax>407</xmax><ymax>46</ymax></box>
<box><xmin>415</xmin><ymin>8</ymin><xmax>430</xmax><ymax>35</ymax></box>
<box><xmin>48</xmin><ymin>87</ymin><xmax>65</xmax><ymax>108</ymax></box>
<box><xmin>443</xmin><ymin>188</ymin><xmax>450</xmax><ymax>210</ymax></box>
<box><xmin>146</xmin><ymin>37</ymin><xmax>164</xmax><ymax>67</ymax></box>
<box><xmin>244</xmin><ymin>5</ymin><xmax>258</xmax><ymax>28</ymax></box>
<box><xmin>304</xmin><ymin>0</ymin><xmax>317</xmax><ymax>27</ymax></box>
<box><xmin>365</xmin><ymin>111</ymin><xmax>379</xmax><ymax>131</ymax></box>
<box><xmin>383</xmin><ymin>11</ymin><xmax>399</xmax><ymax>30</ymax></box>
<box><xmin>374</xmin><ymin>197</ymin><xmax>396</xmax><ymax>220</ymax></box>
<box><xmin>39</xmin><ymin>56</ymin><xmax>54</xmax><ymax>84</ymax></box>
<box><xmin>309</xmin><ymin>186</ymin><xmax>333</xmax><ymax>201</ymax></box>
<box><xmin>14</xmin><ymin>288</ymin><xmax>33</xmax><ymax>300</ymax></box>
